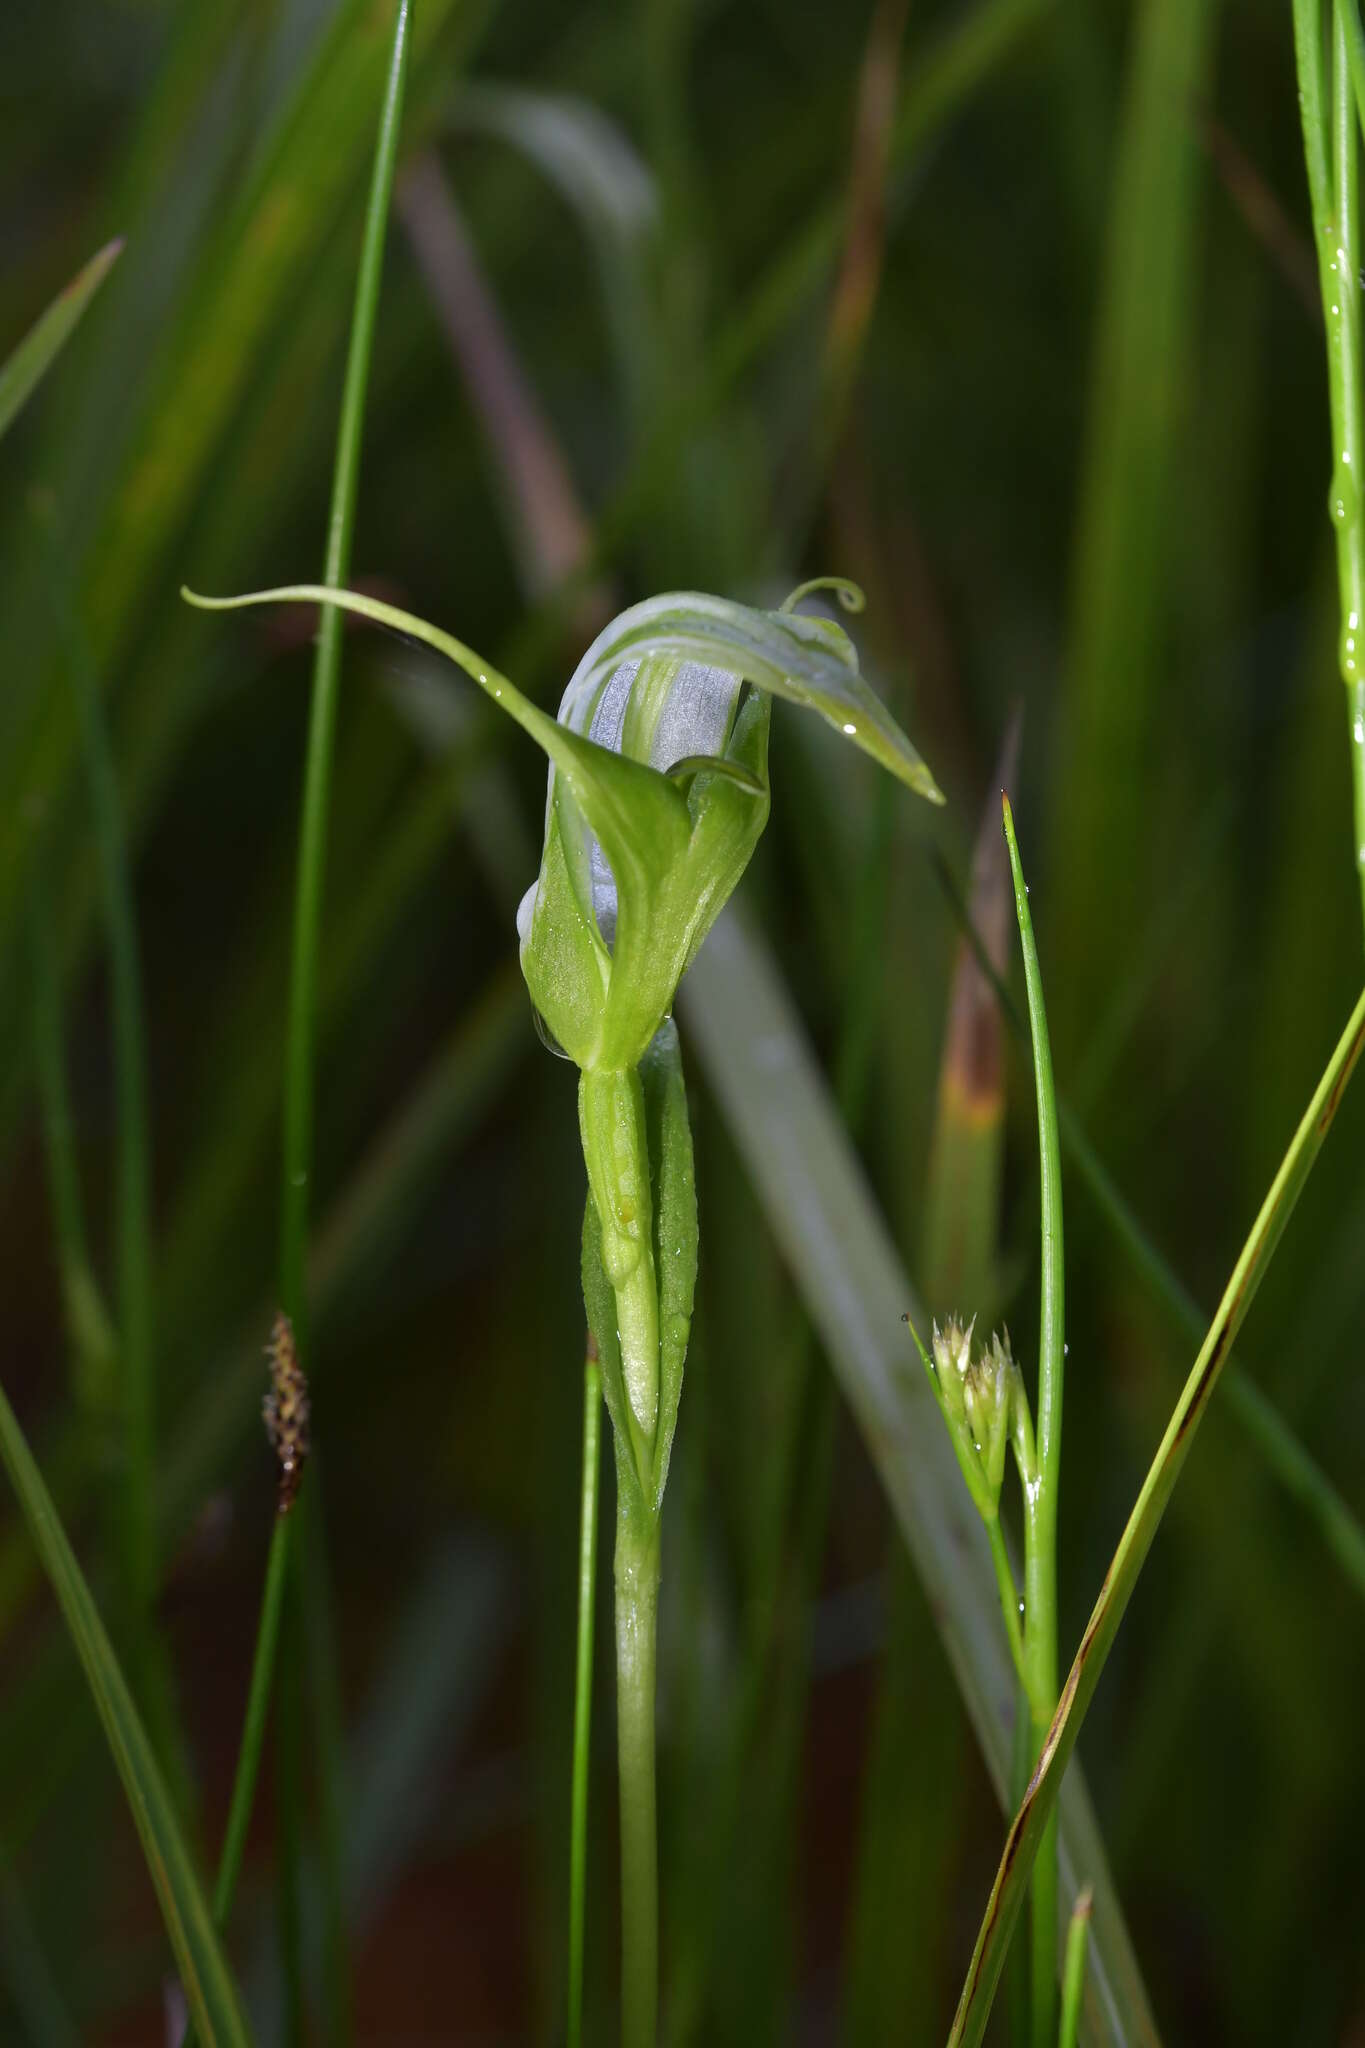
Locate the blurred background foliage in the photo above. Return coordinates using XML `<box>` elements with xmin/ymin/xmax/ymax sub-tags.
<box><xmin>1</xmin><ymin>0</ymin><xmax>1364</xmax><ymax>2040</ymax></box>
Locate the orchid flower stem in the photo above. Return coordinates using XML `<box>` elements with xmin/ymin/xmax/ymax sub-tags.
<box><xmin>614</xmin><ymin>1483</ymin><xmax>661</xmax><ymax>2048</ymax></box>
<box><xmin>1002</xmin><ymin>798</ymin><xmax>1064</xmax><ymax>2048</ymax></box>
<box><xmin>568</xmin><ymin>1344</ymin><xmax>602</xmax><ymax>2048</ymax></box>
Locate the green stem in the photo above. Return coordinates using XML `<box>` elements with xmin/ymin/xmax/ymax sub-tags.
<box><xmin>214</xmin><ymin>1515</ymin><xmax>291</xmax><ymax>1923</ymax></box>
<box><xmin>271</xmin><ymin>7</ymin><xmax>410</xmax><ymax>2020</ymax></box>
<box><xmin>1001</xmin><ymin>797</ymin><xmax>1063</xmax><ymax>2048</ymax></box>
<box><xmin>932</xmin><ymin>837</ymin><xmax>1365</xmax><ymax>1606</ymax></box>
<box><xmin>179</xmin><ymin>1514</ymin><xmax>294</xmax><ymax>2048</ymax></box>
<box><xmin>948</xmin><ymin>983</ymin><xmax>1365</xmax><ymax>2046</ymax></box>
<box><xmin>280</xmin><ymin>0</ymin><xmax>411</xmax><ymax>1337</ymax></box>
<box><xmin>276</xmin><ymin>1556</ymin><xmax>305</xmax><ymax>2048</ymax></box>
<box><xmin>614</xmin><ymin>1489</ymin><xmax>661</xmax><ymax>2048</ymax></box>
<box><xmin>986</xmin><ymin>1518</ymin><xmax>1025</xmax><ymax>1684</ymax></box>
<box><xmin>1057</xmin><ymin>1889</ymin><xmax>1092</xmax><ymax>2048</ymax></box>
<box><xmin>568</xmin><ymin>1345</ymin><xmax>603</xmax><ymax>2048</ymax></box>
<box><xmin>1295</xmin><ymin>0</ymin><xmax>1365</xmax><ymax>943</ymax></box>
<box><xmin>1006</xmin><ymin>1686</ymin><xmax>1033</xmax><ymax>2047</ymax></box>
<box><xmin>27</xmin><ymin>875</ymin><xmax>116</xmax><ymax>1409</ymax></box>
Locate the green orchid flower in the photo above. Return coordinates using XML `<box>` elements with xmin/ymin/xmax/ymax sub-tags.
<box><xmin>183</xmin><ymin>572</ymin><xmax>942</xmax><ymax>2048</ymax></box>
<box><xmin>514</xmin><ymin>584</ymin><xmax>942</xmax><ymax>1075</ymax></box>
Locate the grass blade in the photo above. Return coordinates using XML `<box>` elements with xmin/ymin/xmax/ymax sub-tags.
<box><xmin>677</xmin><ymin>911</ymin><xmax>1159</xmax><ymax>2047</ymax></box>
<box><xmin>180</xmin><ymin>6</ymin><xmax>415</xmax><ymax>2027</ymax></box>
<box><xmin>281</xmin><ymin>0</ymin><xmax>413</xmax><ymax>1335</ymax></box>
<box><xmin>0</xmin><ymin>1386</ymin><xmax>251</xmax><ymax>2045</ymax></box>
<box><xmin>27</xmin><ymin>874</ymin><xmax>117</xmax><ymax>1411</ymax></box>
<box><xmin>1002</xmin><ymin>795</ymin><xmax>1064</xmax><ymax>2048</ymax></box>
<box><xmin>1060</xmin><ymin>1891</ymin><xmax>1094</xmax><ymax>2048</ymax></box>
<box><xmin>0</xmin><ymin>240</ymin><xmax>122</xmax><ymax>442</ymax></box>
<box><xmin>946</xmin><ymin>983</ymin><xmax>1365</xmax><ymax>2047</ymax></box>
<box><xmin>1051</xmin><ymin>0</ymin><xmax>1220</xmax><ymax>1026</ymax></box>
<box><xmin>38</xmin><ymin>527</ymin><xmax>158</xmax><ymax>1654</ymax></box>
<box><xmin>277</xmin><ymin>7</ymin><xmax>413</xmax><ymax>2030</ymax></box>
<box><xmin>931</xmin><ymin>843</ymin><xmax>1365</xmax><ymax>1608</ymax></box>
<box><xmin>1293</xmin><ymin>0</ymin><xmax>1365</xmax><ymax>942</ymax></box>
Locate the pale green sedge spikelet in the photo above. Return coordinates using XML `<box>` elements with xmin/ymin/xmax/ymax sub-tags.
<box><xmin>910</xmin><ymin>1312</ymin><xmax>1030</xmax><ymax>1523</ymax></box>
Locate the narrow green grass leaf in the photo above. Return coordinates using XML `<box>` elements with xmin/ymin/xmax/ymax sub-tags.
<box><xmin>1002</xmin><ymin>795</ymin><xmax>1064</xmax><ymax>2046</ymax></box>
<box><xmin>27</xmin><ymin>875</ymin><xmax>118</xmax><ymax>1411</ymax></box>
<box><xmin>931</xmin><ymin>843</ymin><xmax>1365</xmax><ymax>1608</ymax></box>
<box><xmin>946</xmin><ymin>983</ymin><xmax>1365</xmax><ymax>2047</ymax></box>
<box><xmin>0</xmin><ymin>1386</ymin><xmax>251</xmax><ymax>2045</ymax></box>
<box><xmin>1051</xmin><ymin>0</ymin><xmax>1221</xmax><ymax>1026</ymax></box>
<box><xmin>1060</xmin><ymin>1891</ymin><xmax>1094</xmax><ymax>2048</ymax></box>
<box><xmin>40</xmin><ymin>535</ymin><xmax>159</xmax><ymax>1648</ymax></box>
<box><xmin>678</xmin><ymin>912</ymin><xmax>1159</xmax><ymax>2047</ymax></box>
<box><xmin>0</xmin><ymin>240</ymin><xmax>122</xmax><ymax>443</ymax></box>
<box><xmin>280</xmin><ymin>0</ymin><xmax>414</xmax><ymax>1338</ymax></box>
<box><xmin>1293</xmin><ymin>0</ymin><xmax>1365</xmax><ymax>942</ymax></box>
<box><xmin>273</xmin><ymin>10</ymin><xmax>414</xmax><ymax>2032</ymax></box>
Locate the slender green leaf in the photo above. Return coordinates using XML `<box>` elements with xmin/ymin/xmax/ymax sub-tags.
<box><xmin>1052</xmin><ymin>0</ymin><xmax>1221</xmax><ymax>1026</ymax></box>
<box><xmin>1002</xmin><ymin>795</ymin><xmax>1064</xmax><ymax>2048</ymax></box>
<box><xmin>947</xmin><ymin>984</ymin><xmax>1365</xmax><ymax>2047</ymax></box>
<box><xmin>0</xmin><ymin>1385</ymin><xmax>251</xmax><ymax>2046</ymax></box>
<box><xmin>39</xmin><ymin>528</ymin><xmax>158</xmax><ymax>1644</ymax></box>
<box><xmin>0</xmin><ymin>240</ymin><xmax>122</xmax><ymax>443</ymax></box>
<box><xmin>1060</xmin><ymin>1892</ymin><xmax>1094</xmax><ymax>2048</ymax></box>
<box><xmin>677</xmin><ymin>910</ymin><xmax>1159</xmax><ymax>2048</ymax></box>
<box><xmin>931</xmin><ymin>839</ymin><xmax>1365</xmax><ymax>1608</ymax></box>
<box><xmin>274</xmin><ymin>11</ymin><xmax>414</xmax><ymax>2033</ymax></box>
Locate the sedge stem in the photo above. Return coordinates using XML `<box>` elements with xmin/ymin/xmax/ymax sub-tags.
<box><xmin>987</xmin><ymin>1519</ymin><xmax>1026</xmax><ymax>1686</ymax></box>
<box><xmin>1002</xmin><ymin>796</ymin><xmax>1064</xmax><ymax>2048</ymax></box>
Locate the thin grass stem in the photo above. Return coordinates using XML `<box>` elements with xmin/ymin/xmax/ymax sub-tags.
<box><xmin>947</xmin><ymin>983</ymin><xmax>1365</xmax><ymax>2045</ymax></box>
<box><xmin>1057</xmin><ymin>1888</ymin><xmax>1092</xmax><ymax>2048</ymax></box>
<box><xmin>269</xmin><ymin>7</ymin><xmax>410</xmax><ymax>2019</ymax></box>
<box><xmin>931</xmin><ymin>841</ymin><xmax>1365</xmax><ymax>1603</ymax></box>
<box><xmin>1295</xmin><ymin>0</ymin><xmax>1365</xmax><ymax>940</ymax></box>
<box><xmin>568</xmin><ymin>1341</ymin><xmax>603</xmax><ymax>2048</ymax></box>
<box><xmin>279</xmin><ymin>0</ymin><xmax>411</xmax><ymax>1336</ymax></box>
<box><xmin>215</xmin><ymin>1516</ymin><xmax>291</xmax><ymax>1923</ymax></box>
<box><xmin>177</xmin><ymin>1515</ymin><xmax>291</xmax><ymax>2048</ymax></box>
<box><xmin>1001</xmin><ymin>796</ymin><xmax>1063</xmax><ymax>2048</ymax></box>
<box><xmin>27</xmin><ymin>874</ymin><xmax>116</xmax><ymax>1408</ymax></box>
<box><xmin>987</xmin><ymin>1521</ymin><xmax>1026</xmax><ymax>1683</ymax></box>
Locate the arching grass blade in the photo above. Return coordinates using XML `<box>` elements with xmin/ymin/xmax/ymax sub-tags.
<box><xmin>947</xmin><ymin>984</ymin><xmax>1365</xmax><ymax>2047</ymax></box>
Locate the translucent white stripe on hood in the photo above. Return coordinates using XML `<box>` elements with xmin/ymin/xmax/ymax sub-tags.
<box><xmin>520</xmin><ymin>653</ymin><xmax>741</xmax><ymax>951</ymax></box>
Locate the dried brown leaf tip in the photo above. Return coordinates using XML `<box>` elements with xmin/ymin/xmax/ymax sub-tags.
<box><xmin>262</xmin><ymin>1312</ymin><xmax>310</xmax><ymax>1515</ymax></box>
